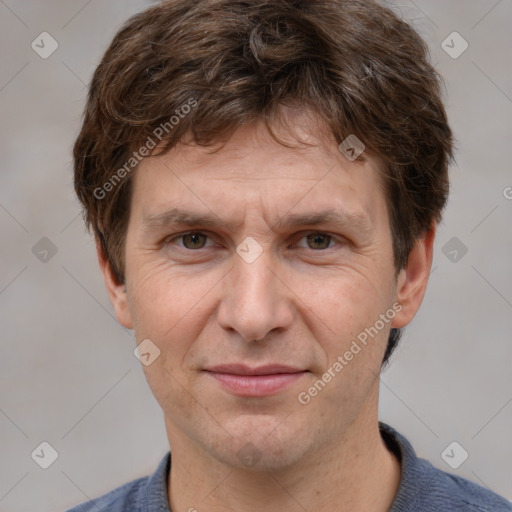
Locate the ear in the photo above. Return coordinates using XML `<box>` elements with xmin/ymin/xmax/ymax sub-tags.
<box><xmin>391</xmin><ymin>224</ymin><xmax>436</xmax><ymax>329</ymax></box>
<box><xmin>96</xmin><ymin>238</ymin><xmax>134</xmax><ymax>329</ymax></box>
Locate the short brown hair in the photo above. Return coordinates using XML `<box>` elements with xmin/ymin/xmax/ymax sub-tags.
<box><xmin>73</xmin><ymin>0</ymin><xmax>453</xmax><ymax>364</ymax></box>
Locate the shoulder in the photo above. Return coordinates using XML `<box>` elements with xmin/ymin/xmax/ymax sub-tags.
<box><xmin>64</xmin><ymin>476</ymin><xmax>148</xmax><ymax>512</ymax></box>
<box><xmin>380</xmin><ymin>423</ymin><xmax>512</xmax><ymax>512</ymax></box>
<box><xmin>413</xmin><ymin>457</ymin><xmax>512</xmax><ymax>511</ymax></box>
<box><xmin>64</xmin><ymin>452</ymin><xmax>171</xmax><ymax>512</ymax></box>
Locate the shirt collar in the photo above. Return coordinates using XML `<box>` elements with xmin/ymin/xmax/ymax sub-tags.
<box><xmin>139</xmin><ymin>422</ymin><xmax>419</xmax><ymax>511</ymax></box>
<box><xmin>140</xmin><ymin>450</ymin><xmax>172</xmax><ymax>512</ymax></box>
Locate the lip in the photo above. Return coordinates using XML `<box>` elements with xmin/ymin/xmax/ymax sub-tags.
<box><xmin>204</xmin><ymin>364</ymin><xmax>307</xmax><ymax>397</ymax></box>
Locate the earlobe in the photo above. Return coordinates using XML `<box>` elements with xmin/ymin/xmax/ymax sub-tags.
<box><xmin>391</xmin><ymin>224</ymin><xmax>436</xmax><ymax>329</ymax></box>
<box><xmin>95</xmin><ymin>238</ymin><xmax>134</xmax><ymax>330</ymax></box>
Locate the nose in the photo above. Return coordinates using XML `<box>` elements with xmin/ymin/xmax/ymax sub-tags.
<box><xmin>216</xmin><ymin>246</ymin><xmax>294</xmax><ymax>343</ymax></box>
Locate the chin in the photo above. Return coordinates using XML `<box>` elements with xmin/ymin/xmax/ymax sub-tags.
<box><xmin>210</xmin><ymin>413</ymin><xmax>314</xmax><ymax>472</ymax></box>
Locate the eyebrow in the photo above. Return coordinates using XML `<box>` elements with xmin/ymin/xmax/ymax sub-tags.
<box><xmin>142</xmin><ymin>207</ymin><xmax>371</xmax><ymax>233</ymax></box>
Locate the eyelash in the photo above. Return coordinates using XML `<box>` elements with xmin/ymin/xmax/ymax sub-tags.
<box><xmin>163</xmin><ymin>231</ymin><xmax>343</xmax><ymax>252</ymax></box>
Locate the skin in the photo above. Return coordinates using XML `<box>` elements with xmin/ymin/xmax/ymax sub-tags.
<box><xmin>98</xmin><ymin>107</ymin><xmax>435</xmax><ymax>512</ymax></box>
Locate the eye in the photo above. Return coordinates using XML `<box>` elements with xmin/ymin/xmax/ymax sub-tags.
<box><xmin>296</xmin><ymin>232</ymin><xmax>338</xmax><ymax>250</ymax></box>
<box><xmin>165</xmin><ymin>231</ymin><xmax>212</xmax><ymax>250</ymax></box>
<box><xmin>164</xmin><ymin>231</ymin><xmax>342</xmax><ymax>252</ymax></box>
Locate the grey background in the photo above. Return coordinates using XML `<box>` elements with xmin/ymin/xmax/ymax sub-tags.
<box><xmin>0</xmin><ymin>1</ymin><xmax>511</xmax><ymax>510</ymax></box>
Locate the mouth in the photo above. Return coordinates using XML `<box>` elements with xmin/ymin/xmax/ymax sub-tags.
<box><xmin>203</xmin><ymin>364</ymin><xmax>308</xmax><ymax>397</ymax></box>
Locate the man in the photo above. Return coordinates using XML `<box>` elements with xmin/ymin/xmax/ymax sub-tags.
<box><xmin>67</xmin><ymin>0</ymin><xmax>511</xmax><ymax>510</ymax></box>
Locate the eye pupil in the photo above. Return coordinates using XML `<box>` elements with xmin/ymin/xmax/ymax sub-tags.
<box><xmin>183</xmin><ymin>232</ymin><xmax>206</xmax><ymax>249</ymax></box>
<box><xmin>307</xmin><ymin>233</ymin><xmax>331</xmax><ymax>250</ymax></box>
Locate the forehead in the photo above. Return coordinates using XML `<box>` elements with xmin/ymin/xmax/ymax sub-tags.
<box><xmin>131</xmin><ymin>109</ymin><xmax>387</xmax><ymax>230</ymax></box>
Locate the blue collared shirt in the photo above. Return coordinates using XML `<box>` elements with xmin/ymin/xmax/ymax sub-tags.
<box><xmin>65</xmin><ymin>423</ymin><xmax>512</xmax><ymax>511</ymax></box>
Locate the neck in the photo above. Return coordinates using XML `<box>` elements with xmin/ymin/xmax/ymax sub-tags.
<box><xmin>166</xmin><ymin>404</ymin><xmax>401</xmax><ymax>512</ymax></box>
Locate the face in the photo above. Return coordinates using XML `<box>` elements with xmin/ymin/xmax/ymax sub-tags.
<box><xmin>101</xmin><ymin>108</ymin><xmax>432</xmax><ymax>472</ymax></box>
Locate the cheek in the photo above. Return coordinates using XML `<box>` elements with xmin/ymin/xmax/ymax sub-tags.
<box><xmin>296</xmin><ymin>274</ymin><xmax>395</xmax><ymax>417</ymax></box>
<box><xmin>301</xmin><ymin>265</ymin><xmax>394</xmax><ymax>340</ymax></box>
<box><xmin>128</xmin><ymin>262</ymin><xmax>192</xmax><ymax>331</ymax></box>
<box><xmin>298</xmin><ymin>272</ymin><xmax>397</xmax><ymax>408</ymax></box>
<box><xmin>126</xmin><ymin>266</ymin><xmax>214</xmax><ymax>425</ymax></box>
<box><xmin>127</xmin><ymin>263</ymin><xmax>222</xmax><ymax>365</ymax></box>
